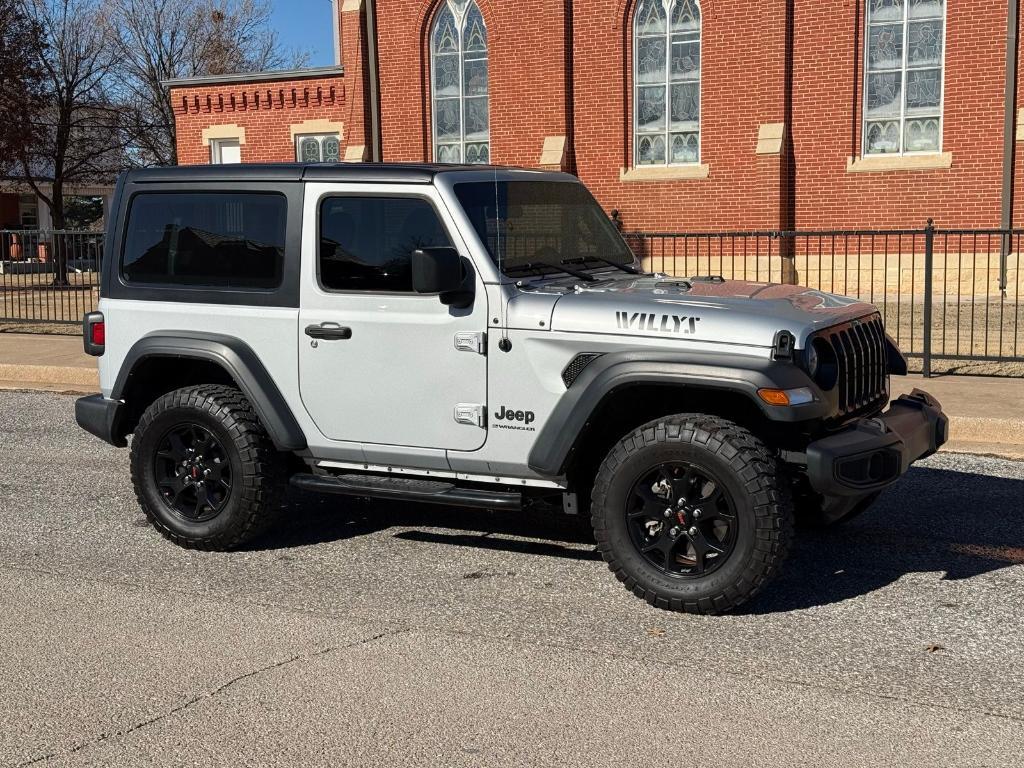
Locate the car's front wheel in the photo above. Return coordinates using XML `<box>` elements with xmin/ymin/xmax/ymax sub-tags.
<box><xmin>130</xmin><ymin>384</ymin><xmax>285</xmax><ymax>550</ymax></box>
<box><xmin>591</xmin><ymin>415</ymin><xmax>793</xmax><ymax>615</ymax></box>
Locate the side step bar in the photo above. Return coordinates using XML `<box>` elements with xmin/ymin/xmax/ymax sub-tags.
<box><xmin>290</xmin><ymin>472</ymin><xmax>523</xmax><ymax>510</ymax></box>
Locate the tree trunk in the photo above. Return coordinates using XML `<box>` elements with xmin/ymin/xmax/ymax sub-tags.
<box><xmin>50</xmin><ymin>179</ymin><xmax>69</xmax><ymax>287</ymax></box>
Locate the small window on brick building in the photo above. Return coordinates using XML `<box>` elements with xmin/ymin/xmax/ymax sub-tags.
<box><xmin>864</xmin><ymin>0</ymin><xmax>945</xmax><ymax>155</ymax></box>
<box><xmin>210</xmin><ymin>138</ymin><xmax>241</xmax><ymax>164</ymax></box>
<box><xmin>633</xmin><ymin>0</ymin><xmax>701</xmax><ymax>167</ymax></box>
<box><xmin>296</xmin><ymin>134</ymin><xmax>341</xmax><ymax>163</ymax></box>
<box><xmin>430</xmin><ymin>0</ymin><xmax>489</xmax><ymax>164</ymax></box>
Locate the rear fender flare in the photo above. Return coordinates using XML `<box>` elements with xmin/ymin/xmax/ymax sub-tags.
<box><xmin>112</xmin><ymin>332</ymin><xmax>306</xmax><ymax>451</ymax></box>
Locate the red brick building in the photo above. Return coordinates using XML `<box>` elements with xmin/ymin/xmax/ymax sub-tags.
<box><xmin>167</xmin><ymin>0</ymin><xmax>1024</xmax><ymax>233</ymax></box>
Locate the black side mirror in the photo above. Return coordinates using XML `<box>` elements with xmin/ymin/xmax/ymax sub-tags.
<box><xmin>411</xmin><ymin>247</ymin><xmax>473</xmax><ymax>307</ymax></box>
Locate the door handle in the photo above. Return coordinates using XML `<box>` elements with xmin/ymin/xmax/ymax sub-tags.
<box><xmin>305</xmin><ymin>323</ymin><xmax>353</xmax><ymax>340</ymax></box>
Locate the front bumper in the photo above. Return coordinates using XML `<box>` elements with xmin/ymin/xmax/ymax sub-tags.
<box><xmin>805</xmin><ymin>389</ymin><xmax>948</xmax><ymax>497</ymax></box>
<box><xmin>75</xmin><ymin>394</ymin><xmax>127</xmax><ymax>447</ymax></box>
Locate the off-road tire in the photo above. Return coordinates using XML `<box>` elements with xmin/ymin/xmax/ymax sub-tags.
<box><xmin>591</xmin><ymin>414</ymin><xmax>793</xmax><ymax>615</ymax></box>
<box><xmin>130</xmin><ymin>385</ymin><xmax>285</xmax><ymax>550</ymax></box>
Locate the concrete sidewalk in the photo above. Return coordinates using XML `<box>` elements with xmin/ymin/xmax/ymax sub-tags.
<box><xmin>0</xmin><ymin>331</ymin><xmax>1021</xmax><ymax>458</ymax></box>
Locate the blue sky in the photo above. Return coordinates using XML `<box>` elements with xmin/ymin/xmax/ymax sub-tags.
<box><xmin>270</xmin><ymin>0</ymin><xmax>336</xmax><ymax>67</ymax></box>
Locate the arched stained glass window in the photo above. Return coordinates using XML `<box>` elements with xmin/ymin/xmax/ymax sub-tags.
<box><xmin>431</xmin><ymin>0</ymin><xmax>490</xmax><ymax>164</ymax></box>
<box><xmin>863</xmin><ymin>0</ymin><xmax>945</xmax><ymax>155</ymax></box>
<box><xmin>633</xmin><ymin>0</ymin><xmax>701</xmax><ymax>166</ymax></box>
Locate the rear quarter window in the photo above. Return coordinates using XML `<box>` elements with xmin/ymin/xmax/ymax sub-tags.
<box><xmin>121</xmin><ymin>192</ymin><xmax>287</xmax><ymax>289</ymax></box>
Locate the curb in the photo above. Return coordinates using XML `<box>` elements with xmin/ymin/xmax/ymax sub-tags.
<box><xmin>0</xmin><ymin>363</ymin><xmax>98</xmax><ymax>391</ymax></box>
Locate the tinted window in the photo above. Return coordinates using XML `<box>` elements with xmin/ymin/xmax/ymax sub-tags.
<box><xmin>122</xmin><ymin>193</ymin><xmax>286</xmax><ymax>289</ymax></box>
<box><xmin>453</xmin><ymin>181</ymin><xmax>633</xmax><ymax>277</ymax></box>
<box><xmin>319</xmin><ymin>197</ymin><xmax>452</xmax><ymax>292</ymax></box>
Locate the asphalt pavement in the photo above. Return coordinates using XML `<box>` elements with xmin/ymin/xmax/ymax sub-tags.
<box><xmin>2</xmin><ymin>389</ymin><xmax>1023</xmax><ymax>767</ymax></box>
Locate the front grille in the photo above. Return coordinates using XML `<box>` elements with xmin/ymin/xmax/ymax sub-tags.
<box><xmin>821</xmin><ymin>314</ymin><xmax>888</xmax><ymax>417</ymax></box>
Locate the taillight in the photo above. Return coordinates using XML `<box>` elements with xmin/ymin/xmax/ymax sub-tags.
<box><xmin>83</xmin><ymin>312</ymin><xmax>105</xmax><ymax>356</ymax></box>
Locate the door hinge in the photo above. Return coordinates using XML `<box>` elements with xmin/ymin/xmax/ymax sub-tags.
<box><xmin>454</xmin><ymin>331</ymin><xmax>486</xmax><ymax>355</ymax></box>
<box><xmin>454</xmin><ymin>403</ymin><xmax>486</xmax><ymax>428</ymax></box>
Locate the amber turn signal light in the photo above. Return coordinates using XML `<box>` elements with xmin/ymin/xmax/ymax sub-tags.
<box><xmin>757</xmin><ymin>389</ymin><xmax>791</xmax><ymax>406</ymax></box>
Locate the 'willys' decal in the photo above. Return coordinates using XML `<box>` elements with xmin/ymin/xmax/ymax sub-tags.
<box><xmin>615</xmin><ymin>312</ymin><xmax>701</xmax><ymax>334</ymax></box>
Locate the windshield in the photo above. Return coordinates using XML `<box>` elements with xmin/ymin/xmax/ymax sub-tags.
<box><xmin>453</xmin><ymin>180</ymin><xmax>635</xmax><ymax>278</ymax></box>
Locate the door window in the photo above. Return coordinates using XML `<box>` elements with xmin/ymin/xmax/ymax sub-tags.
<box><xmin>319</xmin><ymin>196</ymin><xmax>452</xmax><ymax>292</ymax></box>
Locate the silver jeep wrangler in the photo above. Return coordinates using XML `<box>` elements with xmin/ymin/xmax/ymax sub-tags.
<box><xmin>76</xmin><ymin>163</ymin><xmax>947</xmax><ymax>614</ymax></box>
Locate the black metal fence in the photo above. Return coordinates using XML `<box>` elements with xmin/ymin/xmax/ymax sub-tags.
<box><xmin>0</xmin><ymin>230</ymin><xmax>104</xmax><ymax>326</ymax></box>
<box><xmin>2</xmin><ymin>224</ymin><xmax>1022</xmax><ymax>375</ymax></box>
<box><xmin>624</xmin><ymin>222</ymin><xmax>1023</xmax><ymax>376</ymax></box>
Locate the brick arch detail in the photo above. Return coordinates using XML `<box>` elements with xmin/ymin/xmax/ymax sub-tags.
<box><xmin>612</xmin><ymin>0</ymin><xmax>713</xmax><ymax>32</ymax></box>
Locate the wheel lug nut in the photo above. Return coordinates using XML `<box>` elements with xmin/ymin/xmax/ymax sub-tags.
<box><xmin>669</xmin><ymin>527</ymin><xmax>679</xmax><ymax>538</ymax></box>
<box><xmin>688</xmin><ymin>526</ymin><xmax>698</xmax><ymax>536</ymax></box>
<box><xmin>664</xmin><ymin>509</ymin><xmax>673</xmax><ymax>518</ymax></box>
<box><xmin>693</xmin><ymin>510</ymin><xmax>701</xmax><ymax>519</ymax></box>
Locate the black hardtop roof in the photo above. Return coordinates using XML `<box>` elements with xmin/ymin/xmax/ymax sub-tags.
<box><xmin>121</xmin><ymin>162</ymin><xmax>552</xmax><ymax>185</ymax></box>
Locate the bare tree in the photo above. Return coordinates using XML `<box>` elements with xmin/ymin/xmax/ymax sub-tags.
<box><xmin>12</xmin><ymin>0</ymin><xmax>125</xmax><ymax>284</ymax></box>
<box><xmin>109</xmin><ymin>0</ymin><xmax>308</xmax><ymax>167</ymax></box>
<box><xmin>0</xmin><ymin>0</ymin><xmax>46</xmax><ymax>173</ymax></box>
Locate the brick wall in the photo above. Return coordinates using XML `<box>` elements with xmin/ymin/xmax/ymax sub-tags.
<box><xmin>791</xmin><ymin>0</ymin><xmax>1012</xmax><ymax>230</ymax></box>
<box><xmin>169</xmin><ymin>0</ymin><xmax>1022</xmax><ymax>233</ymax></box>
<box><xmin>171</xmin><ymin>76</ymin><xmax>347</xmax><ymax>165</ymax></box>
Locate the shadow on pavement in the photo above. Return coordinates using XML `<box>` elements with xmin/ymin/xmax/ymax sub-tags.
<box><xmin>250</xmin><ymin>464</ymin><xmax>1023</xmax><ymax>613</ymax></box>
<box><xmin>743</xmin><ymin>465</ymin><xmax>1024</xmax><ymax>614</ymax></box>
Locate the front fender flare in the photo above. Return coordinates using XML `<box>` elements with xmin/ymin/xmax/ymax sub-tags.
<box><xmin>112</xmin><ymin>332</ymin><xmax>307</xmax><ymax>452</ymax></box>
<box><xmin>527</xmin><ymin>350</ymin><xmax>827</xmax><ymax>477</ymax></box>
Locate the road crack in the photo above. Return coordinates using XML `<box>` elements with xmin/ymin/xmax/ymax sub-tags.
<box><xmin>12</xmin><ymin>628</ymin><xmax>405</xmax><ymax>767</ymax></box>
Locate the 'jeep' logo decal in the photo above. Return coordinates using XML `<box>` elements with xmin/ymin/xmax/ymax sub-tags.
<box><xmin>615</xmin><ymin>312</ymin><xmax>701</xmax><ymax>334</ymax></box>
<box><xmin>493</xmin><ymin>406</ymin><xmax>537</xmax><ymax>432</ymax></box>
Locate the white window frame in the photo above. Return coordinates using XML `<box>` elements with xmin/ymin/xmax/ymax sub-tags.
<box><xmin>862</xmin><ymin>0</ymin><xmax>947</xmax><ymax>157</ymax></box>
<box><xmin>429</xmin><ymin>0</ymin><xmax>490</xmax><ymax>164</ymax></box>
<box><xmin>210</xmin><ymin>138</ymin><xmax>241</xmax><ymax>165</ymax></box>
<box><xmin>632</xmin><ymin>0</ymin><xmax>702</xmax><ymax>168</ymax></box>
<box><xmin>295</xmin><ymin>133</ymin><xmax>341</xmax><ymax>163</ymax></box>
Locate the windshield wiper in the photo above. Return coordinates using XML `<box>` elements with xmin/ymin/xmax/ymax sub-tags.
<box><xmin>505</xmin><ymin>261</ymin><xmax>597</xmax><ymax>282</ymax></box>
<box><xmin>561</xmin><ymin>256</ymin><xmax>641</xmax><ymax>275</ymax></box>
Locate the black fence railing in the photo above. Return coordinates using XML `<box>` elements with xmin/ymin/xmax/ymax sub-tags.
<box><xmin>623</xmin><ymin>222</ymin><xmax>1024</xmax><ymax>376</ymax></box>
<box><xmin>0</xmin><ymin>230</ymin><xmax>104</xmax><ymax>326</ymax></box>
<box><xmin>2</xmin><ymin>224</ymin><xmax>1021</xmax><ymax>375</ymax></box>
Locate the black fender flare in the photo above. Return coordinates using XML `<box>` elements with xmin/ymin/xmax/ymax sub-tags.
<box><xmin>527</xmin><ymin>349</ymin><xmax>828</xmax><ymax>477</ymax></box>
<box><xmin>112</xmin><ymin>332</ymin><xmax>307</xmax><ymax>451</ymax></box>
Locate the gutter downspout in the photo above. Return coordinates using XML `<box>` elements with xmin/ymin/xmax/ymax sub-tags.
<box><xmin>364</xmin><ymin>0</ymin><xmax>382</xmax><ymax>162</ymax></box>
<box><xmin>332</xmin><ymin>0</ymin><xmax>342</xmax><ymax>66</ymax></box>
<box><xmin>1001</xmin><ymin>0</ymin><xmax>1020</xmax><ymax>291</ymax></box>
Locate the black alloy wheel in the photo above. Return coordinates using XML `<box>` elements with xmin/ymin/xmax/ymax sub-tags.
<box><xmin>590</xmin><ymin>414</ymin><xmax>793</xmax><ymax>614</ymax></box>
<box><xmin>131</xmin><ymin>384</ymin><xmax>285</xmax><ymax>550</ymax></box>
<box><xmin>626</xmin><ymin>462</ymin><xmax>737</xmax><ymax>577</ymax></box>
<box><xmin>154</xmin><ymin>423</ymin><xmax>233</xmax><ymax>522</ymax></box>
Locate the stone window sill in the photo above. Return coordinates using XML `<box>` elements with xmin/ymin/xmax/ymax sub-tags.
<box><xmin>846</xmin><ymin>153</ymin><xmax>953</xmax><ymax>173</ymax></box>
<box><xmin>620</xmin><ymin>164</ymin><xmax>710</xmax><ymax>182</ymax></box>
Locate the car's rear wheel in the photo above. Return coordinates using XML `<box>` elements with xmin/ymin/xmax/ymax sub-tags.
<box><xmin>591</xmin><ymin>414</ymin><xmax>793</xmax><ymax>615</ymax></box>
<box><xmin>130</xmin><ymin>385</ymin><xmax>285</xmax><ymax>550</ymax></box>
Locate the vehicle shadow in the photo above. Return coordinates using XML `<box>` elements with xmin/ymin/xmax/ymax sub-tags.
<box><xmin>741</xmin><ymin>464</ymin><xmax>1024</xmax><ymax>614</ymax></box>
<box><xmin>250</xmin><ymin>464</ymin><xmax>1024</xmax><ymax>614</ymax></box>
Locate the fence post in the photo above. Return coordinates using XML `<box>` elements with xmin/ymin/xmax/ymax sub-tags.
<box><xmin>922</xmin><ymin>219</ymin><xmax>934</xmax><ymax>378</ymax></box>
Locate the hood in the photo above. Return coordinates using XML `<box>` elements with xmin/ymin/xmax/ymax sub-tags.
<box><xmin>528</xmin><ymin>273</ymin><xmax>879</xmax><ymax>348</ymax></box>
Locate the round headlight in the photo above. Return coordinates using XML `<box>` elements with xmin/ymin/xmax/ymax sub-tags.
<box><xmin>805</xmin><ymin>343</ymin><xmax>820</xmax><ymax>377</ymax></box>
<box><xmin>811</xmin><ymin>338</ymin><xmax>839</xmax><ymax>391</ymax></box>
